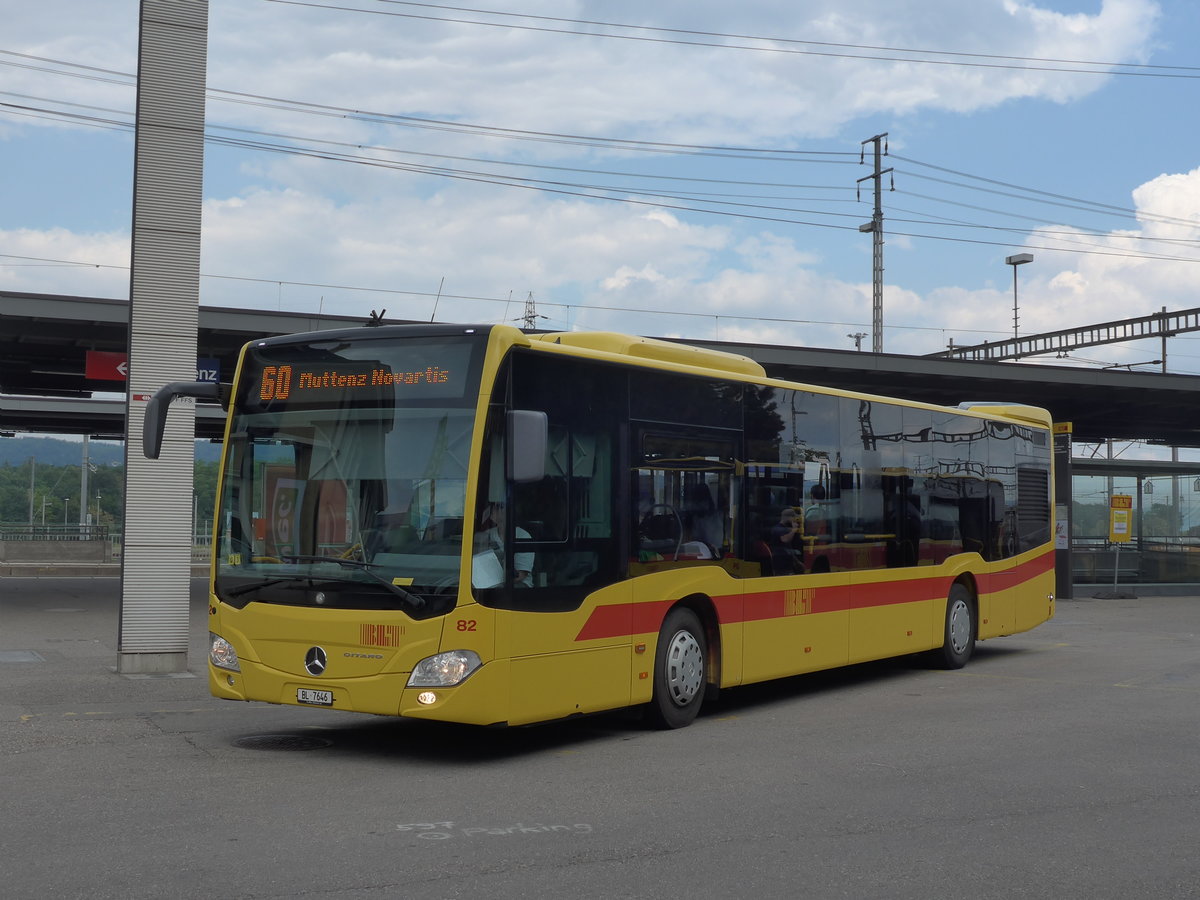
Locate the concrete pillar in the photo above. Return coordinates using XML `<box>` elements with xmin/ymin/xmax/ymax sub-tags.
<box><xmin>119</xmin><ymin>0</ymin><xmax>209</xmax><ymax>675</ymax></box>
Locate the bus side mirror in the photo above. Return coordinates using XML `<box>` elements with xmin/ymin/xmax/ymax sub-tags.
<box><xmin>507</xmin><ymin>409</ymin><xmax>547</xmax><ymax>483</ymax></box>
<box><xmin>143</xmin><ymin>381</ymin><xmax>221</xmax><ymax>459</ymax></box>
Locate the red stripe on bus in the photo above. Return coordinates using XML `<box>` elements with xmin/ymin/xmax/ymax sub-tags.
<box><xmin>845</xmin><ymin>574</ymin><xmax>954</xmax><ymax>610</ymax></box>
<box><xmin>975</xmin><ymin>548</ymin><xmax>1056</xmax><ymax>593</ymax></box>
<box><xmin>573</xmin><ymin>599</ymin><xmax>677</xmax><ymax>643</ymax></box>
<box><xmin>573</xmin><ymin>548</ymin><xmax>1056</xmax><ymax>642</ymax></box>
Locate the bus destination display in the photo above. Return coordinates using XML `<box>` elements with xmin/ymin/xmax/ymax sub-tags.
<box><xmin>258</xmin><ymin>364</ymin><xmax>452</xmax><ymax>401</ymax></box>
<box><xmin>247</xmin><ymin>339</ymin><xmax>480</xmax><ymax>408</ymax></box>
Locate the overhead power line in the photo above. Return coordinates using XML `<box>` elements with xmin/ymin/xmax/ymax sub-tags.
<box><xmin>210</xmin><ymin>86</ymin><xmax>855</xmax><ymax>161</ymax></box>
<box><xmin>5</xmin><ymin>48</ymin><xmax>1192</xmax><ymax>234</ymax></box>
<box><xmin>263</xmin><ymin>0</ymin><xmax>1200</xmax><ymax>79</ymax></box>
<box><xmin>3</xmin><ymin>47</ymin><xmax>1198</xmax><ymax>265</ymax></box>
<box><xmin>891</xmin><ymin>154</ymin><xmax>1199</xmax><ymax>230</ymax></box>
<box><xmin>4</xmin><ymin>96</ymin><xmax>1200</xmax><ymax>267</ymax></box>
<box><xmin>0</xmin><ymin>48</ymin><xmax>857</xmax><ymax>162</ymax></box>
<box><xmin>0</xmin><ymin>88</ymin><xmax>856</xmax><ymax>195</ymax></box>
<box><xmin>0</xmin><ymin>48</ymin><xmax>1191</xmax><ymax>228</ymax></box>
<box><xmin>886</xmin><ymin>197</ymin><xmax>1200</xmax><ymax>254</ymax></box>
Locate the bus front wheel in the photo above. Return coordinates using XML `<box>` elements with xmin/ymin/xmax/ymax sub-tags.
<box><xmin>936</xmin><ymin>583</ymin><xmax>976</xmax><ymax>669</ymax></box>
<box><xmin>646</xmin><ymin>607</ymin><xmax>707</xmax><ymax>729</ymax></box>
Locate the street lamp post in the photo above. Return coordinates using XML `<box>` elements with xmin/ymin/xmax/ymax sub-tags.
<box><xmin>27</xmin><ymin>456</ymin><xmax>35</xmax><ymax>527</ymax></box>
<box><xmin>1006</xmin><ymin>253</ymin><xmax>1034</xmax><ymax>343</ymax></box>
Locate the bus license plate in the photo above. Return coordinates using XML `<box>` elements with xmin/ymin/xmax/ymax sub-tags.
<box><xmin>297</xmin><ymin>688</ymin><xmax>333</xmax><ymax>706</ymax></box>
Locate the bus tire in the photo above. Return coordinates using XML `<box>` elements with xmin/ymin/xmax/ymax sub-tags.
<box><xmin>646</xmin><ymin>607</ymin><xmax>707</xmax><ymax>729</ymax></box>
<box><xmin>936</xmin><ymin>583</ymin><xmax>975</xmax><ymax>669</ymax></box>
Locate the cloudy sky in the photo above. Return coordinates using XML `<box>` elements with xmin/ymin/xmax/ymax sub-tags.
<box><xmin>3</xmin><ymin>0</ymin><xmax>1199</xmax><ymax>370</ymax></box>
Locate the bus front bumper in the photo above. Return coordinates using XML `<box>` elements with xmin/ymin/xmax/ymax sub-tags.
<box><xmin>209</xmin><ymin>657</ymin><xmax>510</xmax><ymax>726</ymax></box>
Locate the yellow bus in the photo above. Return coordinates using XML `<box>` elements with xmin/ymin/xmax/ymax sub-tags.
<box><xmin>146</xmin><ymin>324</ymin><xmax>1055</xmax><ymax>728</ymax></box>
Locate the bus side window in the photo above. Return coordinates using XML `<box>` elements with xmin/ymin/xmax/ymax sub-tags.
<box><xmin>634</xmin><ymin>431</ymin><xmax>733</xmax><ymax>566</ymax></box>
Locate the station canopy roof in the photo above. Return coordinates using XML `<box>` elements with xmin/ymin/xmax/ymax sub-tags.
<box><xmin>2</xmin><ymin>290</ymin><xmax>1198</xmax><ymax>447</ymax></box>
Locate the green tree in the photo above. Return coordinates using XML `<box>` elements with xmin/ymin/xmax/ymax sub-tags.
<box><xmin>1143</xmin><ymin>502</ymin><xmax>1181</xmax><ymax>538</ymax></box>
<box><xmin>0</xmin><ymin>444</ymin><xmax>226</xmax><ymax>529</ymax></box>
<box><xmin>1072</xmin><ymin>502</ymin><xmax>1110</xmax><ymax>539</ymax></box>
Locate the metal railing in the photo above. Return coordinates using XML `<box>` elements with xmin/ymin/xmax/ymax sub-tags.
<box><xmin>0</xmin><ymin>524</ymin><xmax>111</xmax><ymax>541</ymax></box>
<box><xmin>102</xmin><ymin>537</ymin><xmax>213</xmax><ymax>564</ymax></box>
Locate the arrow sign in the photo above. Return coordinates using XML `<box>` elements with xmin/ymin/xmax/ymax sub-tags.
<box><xmin>85</xmin><ymin>350</ymin><xmax>129</xmax><ymax>381</ymax></box>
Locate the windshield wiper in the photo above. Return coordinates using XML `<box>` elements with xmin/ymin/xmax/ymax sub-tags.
<box><xmin>279</xmin><ymin>554</ymin><xmax>377</xmax><ymax>569</ymax></box>
<box><xmin>223</xmin><ymin>576</ymin><xmax>307</xmax><ymax>598</ymax></box>
<box><xmin>278</xmin><ymin>555</ymin><xmax>426</xmax><ymax>609</ymax></box>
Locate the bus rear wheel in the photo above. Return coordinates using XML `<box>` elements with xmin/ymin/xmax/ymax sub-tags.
<box><xmin>935</xmin><ymin>583</ymin><xmax>975</xmax><ymax>669</ymax></box>
<box><xmin>646</xmin><ymin>607</ymin><xmax>707</xmax><ymax>729</ymax></box>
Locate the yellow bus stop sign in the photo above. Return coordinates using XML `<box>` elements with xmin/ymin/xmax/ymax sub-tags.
<box><xmin>1109</xmin><ymin>494</ymin><xmax>1133</xmax><ymax>544</ymax></box>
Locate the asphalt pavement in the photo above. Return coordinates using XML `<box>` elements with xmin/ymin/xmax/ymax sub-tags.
<box><xmin>4</xmin><ymin>576</ymin><xmax>1200</xmax><ymax>899</ymax></box>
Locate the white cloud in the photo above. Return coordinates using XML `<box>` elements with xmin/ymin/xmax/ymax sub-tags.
<box><xmin>6</xmin><ymin>0</ymin><xmax>1167</xmax><ymax>152</ymax></box>
<box><xmin>193</xmin><ymin>0</ymin><xmax>1166</xmax><ymax>146</ymax></box>
<box><xmin>0</xmin><ymin>227</ymin><xmax>129</xmax><ymax>297</ymax></box>
<box><xmin>196</xmin><ymin>181</ymin><xmax>737</xmax><ymax>321</ymax></box>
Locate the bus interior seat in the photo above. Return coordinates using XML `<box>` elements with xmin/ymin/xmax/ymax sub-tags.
<box><xmin>639</xmin><ymin>506</ymin><xmax>682</xmax><ymax>554</ymax></box>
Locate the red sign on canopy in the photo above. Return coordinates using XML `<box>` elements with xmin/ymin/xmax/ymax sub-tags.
<box><xmin>85</xmin><ymin>350</ymin><xmax>129</xmax><ymax>381</ymax></box>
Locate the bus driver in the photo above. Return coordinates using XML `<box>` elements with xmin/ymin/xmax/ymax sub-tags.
<box><xmin>478</xmin><ymin>501</ymin><xmax>534</xmax><ymax>588</ymax></box>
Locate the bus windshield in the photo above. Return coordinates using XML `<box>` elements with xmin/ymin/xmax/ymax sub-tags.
<box><xmin>213</xmin><ymin>330</ymin><xmax>485</xmax><ymax>615</ymax></box>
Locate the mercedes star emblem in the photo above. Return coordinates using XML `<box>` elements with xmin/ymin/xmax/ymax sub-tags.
<box><xmin>304</xmin><ymin>646</ymin><xmax>328</xmax><ymax>676</ymax></box>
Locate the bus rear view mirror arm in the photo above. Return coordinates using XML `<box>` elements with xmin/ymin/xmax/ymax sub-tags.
<box><xmin>143</xmin><ymin>381</ymin><xmax>221</xmax><ymax>460</ymax></box>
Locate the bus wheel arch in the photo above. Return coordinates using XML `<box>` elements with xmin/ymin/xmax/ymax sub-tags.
<box><xmin>935</xmin><ymin>578</ymin><xmax>977</xmax><ymax>669</ymax></box>
<box><xmin>684</xmin><ymin>594</ymin><xmax>722</xmax><ymax>695</ymax></box>
<box><xmin>645</xmin><ymin>597</ymin><xmax>716</xmax><ymax>729</ymax></box>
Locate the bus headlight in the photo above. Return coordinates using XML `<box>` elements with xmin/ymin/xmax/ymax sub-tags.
<box><xmin>209</xmin><ymin>633</ymin><xmax>241</xmax><ymax>672</ymax></box>
<box><xmin>407</xmin><ymin>650</ymin><xmax>482</xmax><ymax>687</ymax></box>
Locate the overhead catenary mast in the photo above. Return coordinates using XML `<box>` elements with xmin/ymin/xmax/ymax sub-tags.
<box><xmin>522</xmin><ymin>291</ymin><xmax>539</xmax><ymax>331</ymax></box>
<box><xmin>857</xmin><ymin>133</ymin><xmax>893</xmax><ymax>354</ymax></box>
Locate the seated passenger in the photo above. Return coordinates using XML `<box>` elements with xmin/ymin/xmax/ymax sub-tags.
<box><xmin>769</xmin><ymin>507</ymin><xmax>802</xmax><ymax>575</ymax></box>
